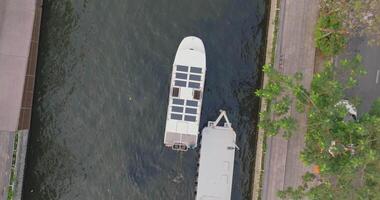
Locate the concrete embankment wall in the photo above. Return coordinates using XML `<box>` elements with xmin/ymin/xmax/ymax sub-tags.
<box><xmin>18</xmin><ymin>0</ymin><xmax>43</xmax><ymax>131</ymax></box>
<box><xmin>251</xmin><ymin>0</ymin><xmax>278</xmax><ymax>199</ymax></box>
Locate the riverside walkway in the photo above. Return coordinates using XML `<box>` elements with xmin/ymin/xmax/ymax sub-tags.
<box><xmin>0</xmin><ymin>0</ymin><xmax>41</xmax><ymax>199</ymax></box>
<box><xmin>261</xmin><ymin>0</ymin><xmax>319</xmax><ymax>199</ymax></box>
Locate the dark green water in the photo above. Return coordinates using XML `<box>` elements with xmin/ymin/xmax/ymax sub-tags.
<box><xmin>23</xmin><ymin>0</ymin><xmax>267</xmax><ymax>199</ymax></box>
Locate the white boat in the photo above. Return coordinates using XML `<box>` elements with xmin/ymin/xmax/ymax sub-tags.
<box><xmin>195</xmin><ymin>110</ymin><xmax>238</xmax><ymax>200</ymax></box>
<box><xmin>164</xmin><ymin>36</ymin><xmax>206</xmax><ymax>151</ymax></box>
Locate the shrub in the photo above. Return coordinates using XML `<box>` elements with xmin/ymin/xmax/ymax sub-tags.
<box><xmin>370</xmin><ymin>98</ymin><xmax>380</xmax><ymax>117</ymax></box>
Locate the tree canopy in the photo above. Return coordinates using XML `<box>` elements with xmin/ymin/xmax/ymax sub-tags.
<box><xmin>256</xmin><ymin>56</ymin><xmax>380</xmax><ymax>199</ymax></box>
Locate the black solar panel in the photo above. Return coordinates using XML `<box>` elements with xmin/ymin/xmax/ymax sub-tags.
<box><xmin>184</xmin><ymin>115</ymin><xmax>196</xmax><ymax>122</ymax></box>
<box><xmin>186</xmin><ymin>100</ymin><xmax>198</xmax><ymax>107</ymax></box>
<box><xmin>188</xmin><ymin>82</ymin><xmax>200</xmax><ymax>88</ymax></box>
<box><xmin>177</xmin><ymin>65</ymin><xmax>188</xmax><ymax>72</ymax></box>
<box><xmin>171</xmin><ymin>113</ymin><xmax>183</xmax><ymax>120</ymax></box>
<box><xmin>185</xmin><ymin>108</ymin><xmax>197</xmax><ymax>114</ymax></box>
<box><xmin>189</xmin><ymin>74</ymin><xmax>201</xmax><ymax>81</ymax></box>
<box><xmin>176</xmin><ymin>73</ymin><xmax>187</xmax><ymax>80</ymax></box>
<box><xmin>173</xmin><ymin>99</ymin><xmax>185</xmax><ymax>105</ymax></box>
<box><xmin>190</xmin><ymin>67</ymin><xmax>202</xmax><ymax>73</ymax></box>
<box><xmin>172</xmin><ymin>106</ymin><xmax>183</xmax><ymax>113</ymax></box>
<box><xmin>175</xmin><ymin>80</ymin><xmax>187</xmax><ymax>87</ymax></box>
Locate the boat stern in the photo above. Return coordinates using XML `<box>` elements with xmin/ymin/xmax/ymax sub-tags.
<box><xmin>164</xmin><ymin>120</ymin><xmax>199</xmax><ymax>151</ymax></box>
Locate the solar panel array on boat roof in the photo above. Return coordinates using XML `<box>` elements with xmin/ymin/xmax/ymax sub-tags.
<box><xmin>190</xmin><ymin>67</ymin><xmax>202</xmax><ymax>73</ymax></box>
<box><xmin>170</xmin><ymin>99</ymin><xmax>199</xmax><ymax>122</ymax></box>
<box><xmin>184</xmin><ymin>115</ymin><xmax>196</xmax><ymax>122</ymax></box>
<box><xmin>171</xmin><ymin>113</ymin><xmax>182</xmax><ymax>120</ymax></box>
<box><xmin>176</xmin><ymin>72</ymin><xmax>187</xmax><ymax>79</ymax></box>
<box><xmin>185</xmin><ymin>108</ymin><xmax>197</xmax><ymax>114</ymax></box>
<box><xmin>189</xmin><ymin>74</ymin><xmax>201</xmax><ymax>81</ymax></box>
<box><xmin>174</xmin><ymin>80</ymin><xmax>186</xmax><ymax>87</ymax></box>
<box><xmin>169</xmin><ymin>64</ymin><xmax>204</xmax><ymax>122</ymax></box>
<box><xmin>177</xmin><ymin>65</ymin><xmax>188</xmax><ymax>72</ymax></box>
<box><xmin>169</xmin><ymin>65</ymin><xmax>203</xmax><ymax>122</ymax></box>
<box><xmin>172</xmin><ymin>99</ymin><xmax>185</xmax><ymax>105</ymax></box>
<box><xmin>188</xmin><ymin>82</ymin><xmax>200</xmax><ymax>89</ymax></box>
<box><xmin>174</xmin><ymin>65</ymin><xmax>203</xmax><ymax>89</ymax></box>
<box><xmin>186</xmin><ymin>100</ymin><xmax>198</xmax><ymax>107</ymax></box>
<box><xmin>172</xmin><ymin>106</ymin><xmax>183</xmax><ymax>112</ymax></box>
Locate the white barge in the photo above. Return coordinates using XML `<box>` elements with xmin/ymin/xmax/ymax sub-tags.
<box><xmin>164</xmin><ymin>36</ymin><xmax>206</xmax><ymax>151</ymax></box>
<box><xmin>195</xmin><ymin>110</ymin><xmax>238</xmax><ymax>200</ymax></box>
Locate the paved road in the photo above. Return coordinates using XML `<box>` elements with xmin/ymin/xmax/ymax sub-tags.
<box><xmin>0</xmin><ymin>132</ymin><xmax>15</xmax><ymax>200</ymax></box>
<box><xmin>344</xmin><ymin>38</ymin><xmax>380</xmax><ymax>113</ymax></box>
<box><xmin>261</xmin><ymin>0</ymin><xmax>319</xmax><ymax>199</ymax></box>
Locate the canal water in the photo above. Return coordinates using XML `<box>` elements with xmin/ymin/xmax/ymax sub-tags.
<box><xmin>23</xmin><ymin>0</ymin><xmax>267</xmax><ymax>199</ymax></box>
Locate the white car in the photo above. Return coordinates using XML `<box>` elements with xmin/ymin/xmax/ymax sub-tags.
<box><xmin>336</xmin><ymin>99</ymin><xmax>358</xmax><ymax>121</ymax></box>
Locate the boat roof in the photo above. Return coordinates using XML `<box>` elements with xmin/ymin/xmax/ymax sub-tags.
<box><xmin>164</xmin><ymin>36</ymin><xmax>206</xmax><ymax>150</ymax></box>
<box><xmin>196</xmin><ymin>111</ymin><xmax>237</xmax><ymax>200</ymax></box>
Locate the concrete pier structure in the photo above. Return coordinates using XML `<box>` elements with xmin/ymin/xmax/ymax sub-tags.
<box><xmin>0</xmin><ymin>0</ymin><xmax>42</xmax><ymax>199</ymax></box>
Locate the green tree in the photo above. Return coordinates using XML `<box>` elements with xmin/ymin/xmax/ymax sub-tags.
<box><xmin>315</xmin><ymin>14</ymin><xmax>347</xmax><ymax>55</ymax></box>
<box><xmin>257</xmin><ymin>56</ymin><xmax>380</xmax><ymax>199</ymax></box>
